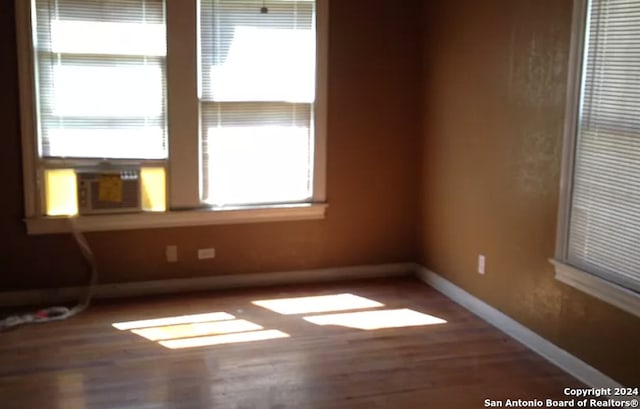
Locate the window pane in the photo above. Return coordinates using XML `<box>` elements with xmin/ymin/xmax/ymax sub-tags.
<box><xmin>50</xmin><ymin>20</ymin><xmax>166</xmax><ymax>56</ymax></box>
<box><xmin>201</xmin><ymin>102</ymin><xmax>312</xmax><ymax>206</ymax></box>
<box><xmin>47</xmin><ymin>60</ymin><xmax>163</xmax><ymax>117</ymax></box>
<box><xmin>568</xmin><ymin>0</ymin><xmax>640</xmax><ymax>292</ymax></box>
<box><xmin>200</xmin><ymin>0</ymin><xmax>315</xmax><ymax>102</ymax></box>
<box><xmin>44</xmin><ymin>128</ymin><xmax>165</xmax><ymax>159</ymax></box>
<box><xmin>33</xmin><ymin>0</ymin><xmax>167</xmax><ymax>160</ymax></box>
<box><xmin>199</xmin><ymin>0</ymin><xmax>317</xmax><ymax>206</ymax></box>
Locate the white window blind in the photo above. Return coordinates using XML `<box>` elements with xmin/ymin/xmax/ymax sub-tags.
<box><xmin>199</xmin><ymin>0</ymin><xmax>316</xmax><ymax>206</ymax></box>
<box><xmin>568</xmin><ymin>0</ymin><xmax>640</xmax><ymax>292</ymax></box>
<box><xmin>33</xmin><ymin>0</ymin><xmax>167</xmax><ymax>159</ymax></box>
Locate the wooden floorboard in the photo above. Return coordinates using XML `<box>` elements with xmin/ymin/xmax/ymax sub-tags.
<box><xmin>0</xmin><ymin>278</ymin><xmax>583</xmax><ymax>408</ymax></box>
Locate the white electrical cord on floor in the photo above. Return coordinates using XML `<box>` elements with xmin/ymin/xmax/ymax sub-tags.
<box><xmin>0</xmin><ymin>218</ymin><xmax>98</xmax><ymax>331</ymax></box>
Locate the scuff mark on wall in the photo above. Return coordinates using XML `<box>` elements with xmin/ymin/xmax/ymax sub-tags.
<box><xmin>513</xmin><ymin>128</ymin><xmax>562</xmax><ymax>197</ymax></box>
<box><xmin>507</xmin><ymin>11</ymin><xmax>568</xmax><ymax>197</ymax></box>
<box><xmin>508</xmin><ymin>24</ymin><xmax>567</xmax><ymax>110</ymax></box>
<box><xmin>517</xmin><ymin>272</ymin><xmax>567</xmax><ymax>330</ymax></box>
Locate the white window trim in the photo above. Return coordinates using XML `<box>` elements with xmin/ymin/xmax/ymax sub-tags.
<box><xmin>551</xmin><ymin>260</ymin><xmax>640</xmax><ymax>318</ymax></box>
<box><xmin>15</xmin><ymin>0</ymin><xmax>328</xmax><ymax>234</ymax></box>
<box><xmin>552</xmin><ymin>0</ymin><xmax>639</xmax><ymax>318</ymax></box>
<box><xmin>25</xmin><ymin>203</ymin><xmax>328</xmax><ymax>234</ymax></box>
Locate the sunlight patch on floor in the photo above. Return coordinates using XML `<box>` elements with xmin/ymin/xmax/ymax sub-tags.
<box><xmin>131</xmin><ymin>319</ymin><xmax>264</xmax><ymax>341</ymax></box>
<box><xmin>252</xmin><ymin>293</ymin><xmax>384</xmax><ymax>315</ymax></box>
<box><xmin>159</xmin><ymin>329</ymin><xmax>290</xmax><ymax>349</ymax></box>
<box><xmin>303</xmin><ymin>308</ymin><xmax>447</xmax><ymax>330</ymax></box>
<box><xmin>113</xmin><ymin>295</ymin><xmax>446</xmax><ymax>350</ymax></box>
<box><xmin>113</xmin><ymin>312</ymin><xmax>287</xmax><ymax>349</ymax></box>
<box><xmin>112</xmin><ymin>312</ymin><xmax>236</xmax><ymax>330</ymax></box>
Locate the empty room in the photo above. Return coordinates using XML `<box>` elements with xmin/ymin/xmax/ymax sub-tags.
<box><xmin>0</xmin><ymin>0</ymin><xmax>638</xmax><ymax>408</ymax></box>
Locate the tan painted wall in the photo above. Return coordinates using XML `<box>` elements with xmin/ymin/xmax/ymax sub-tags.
<box><xmin>0</xmin><ymin>0</ymin><xmax>422</xmax><ymax>290</ymax></box>
<box><xmin>3</xmin><ymin>0</ymin><xmax>638</xmax><ymax>386</ymax></box>
<box><xmin>419</xmin><ymin>0</ymin><xmax>639</xmax><ymax>386</ymax></box>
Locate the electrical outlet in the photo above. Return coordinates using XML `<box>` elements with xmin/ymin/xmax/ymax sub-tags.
<box><xmin>166</xmin><ymin>245</ymin><xmax>178</xmax><ymax>263</ymax></box>
<box><xmin>478</xmin><ymin>254</ymin><xmax>486</xmax><ymax>275</ymax></box>
<box><xmin>198</xmin><ymin>248</ymin><xmax>216</xmax><ymax>260</ymax></box>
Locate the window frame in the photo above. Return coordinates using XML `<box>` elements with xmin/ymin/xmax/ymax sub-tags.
<box><xmin>552</xmin><ymin>0</ymin><xmax>639</xmax><ymax>318</ymax></box>
<box><xmin>15</xmin><ymin>0</ymin><xmax>328</xmax><ymax>234</ymax></box>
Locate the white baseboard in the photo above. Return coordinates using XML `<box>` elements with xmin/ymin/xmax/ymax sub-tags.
<box><xmin>415</xmin><ymin>265</ymin><xmax>623</xmax><ymax>389</ymax></box>
<box><xmin>0</xmin><ymin>262</ymin><xmax>414</xmax><ymax>307</ymax></box>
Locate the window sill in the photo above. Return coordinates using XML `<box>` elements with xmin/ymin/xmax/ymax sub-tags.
<box><xmin>550</xmin><ymin>259</ymin><xmax>640</xmax><ymax>318</ymax></box>
<box><xmin>25</xmin><ymin>203</ymin><xmax>328</xmax><ymax>235</ymax></box>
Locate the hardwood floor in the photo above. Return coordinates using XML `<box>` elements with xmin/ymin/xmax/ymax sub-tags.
<box><xmin>0</xmin><ymin>278</ymin><xmax>583</xmax><ymax>409</ymax></box>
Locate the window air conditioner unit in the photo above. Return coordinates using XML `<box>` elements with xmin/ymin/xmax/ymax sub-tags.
<box><xmin>77</xmin><ymin>169</ymin><xmax>142</xmax><ymax>215</ymax></box>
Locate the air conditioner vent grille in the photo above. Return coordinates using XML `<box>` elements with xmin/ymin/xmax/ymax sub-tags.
<box><xmin>77</xmin><ymin>170</ymin><xmax>142</xmax><ymax>215</ymax></box>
